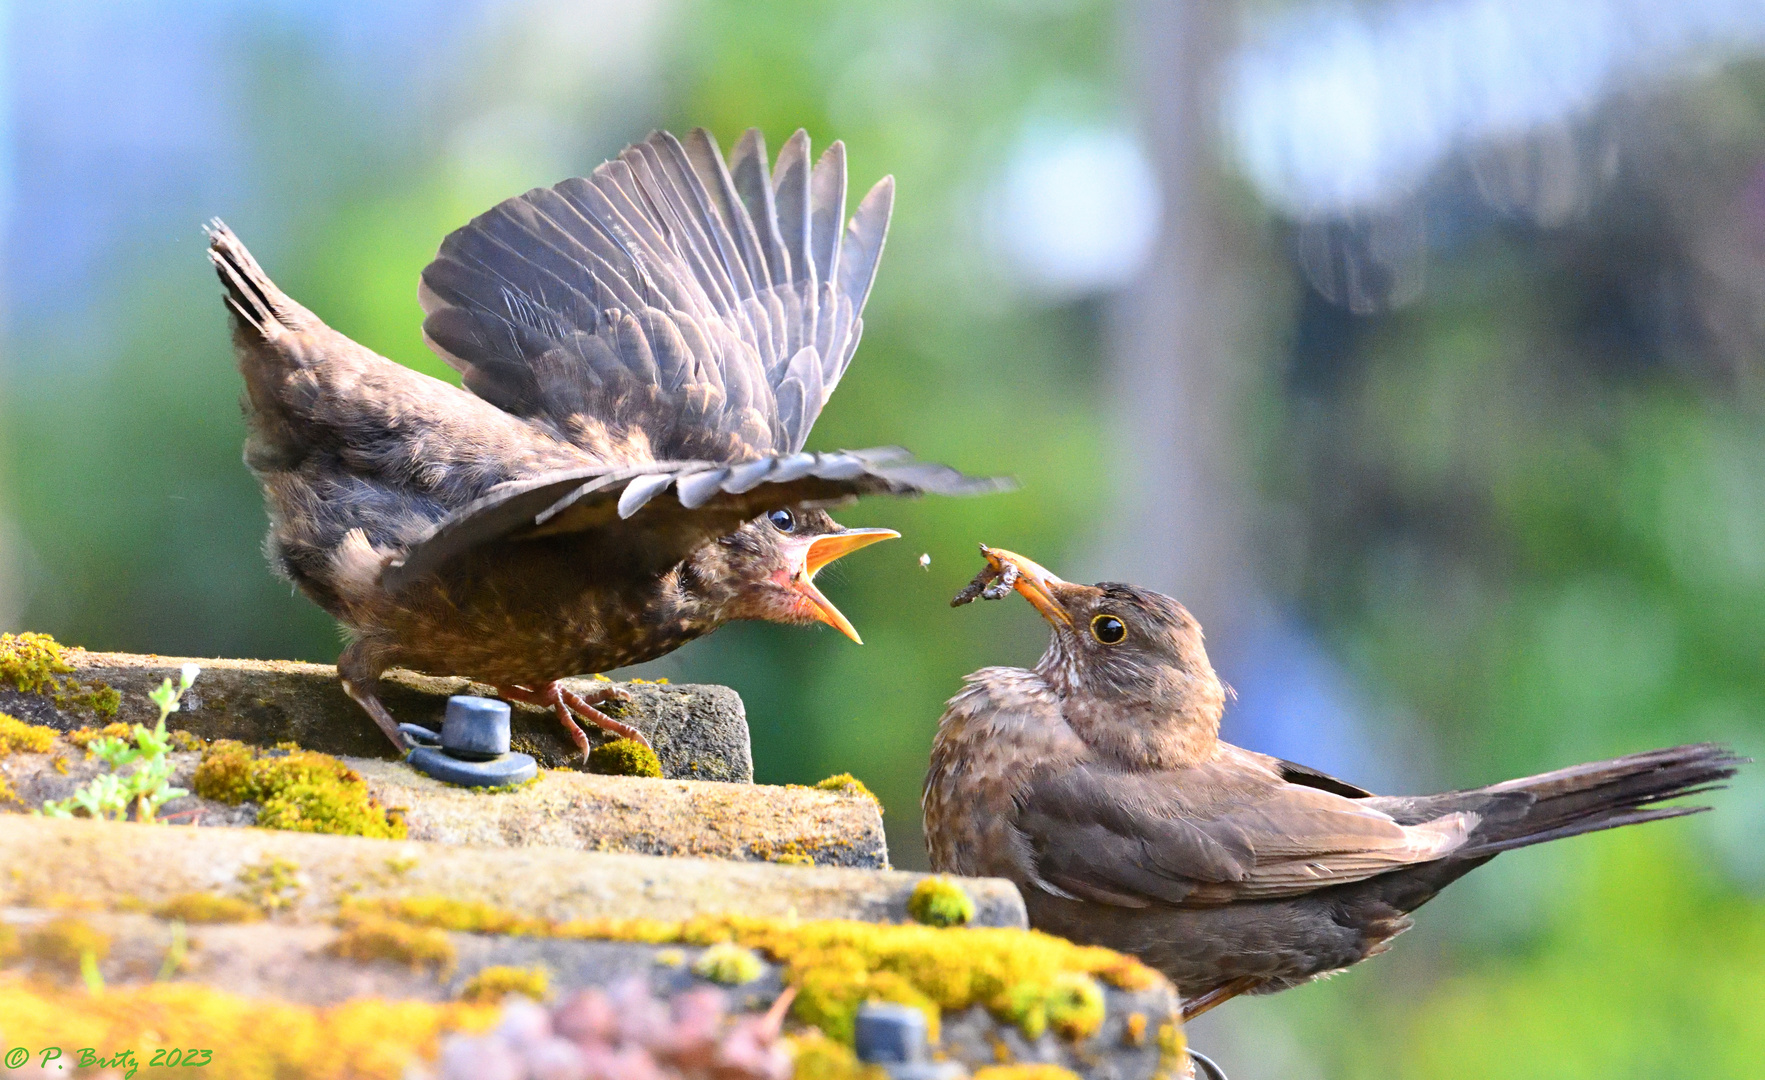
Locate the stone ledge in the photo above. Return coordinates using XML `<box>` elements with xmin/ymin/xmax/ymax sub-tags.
<box><xmin>0</xmin><ymin>907</ymin><xmax>1182</xmax><ymax>1080</ymax></box>
<box><xmin>0</xmin><ymin>815</ymin><xmax>1026</xmax><ymax>928</ymax></box>
<box><xmin>0</xmin><ymin>737</ymin><xmax>888</xmax><ymax>867</ymax></box>
<box><xmin>2</xmin><ymin>649</ymin><xmax>752</xmax><ymax>781</ymax></box>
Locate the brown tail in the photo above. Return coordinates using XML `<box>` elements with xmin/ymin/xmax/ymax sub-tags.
<box><xmin>205</xmin><ymin>220</ymin><xmax>319</xmax><ymax>342</ymax></box>
<box><xmin>1454</xmin><ymin>743</ymin><xmax>1744</xmax><ymax>859</ymax></box>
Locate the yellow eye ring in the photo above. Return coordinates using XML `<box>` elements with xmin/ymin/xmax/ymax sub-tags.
<box><xmin>1090</xmin><ymin>614</ymin><xmax>1127</xmax><ymax>645</ymax></box>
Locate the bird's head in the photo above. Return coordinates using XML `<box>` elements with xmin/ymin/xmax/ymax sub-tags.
<box><xmin>717</xmin><ymin>507</ymin><xmax>898</xmax><ymax>642</ymax></box>
<box><xmin>975</xmin><ymin>545</ymin><xmax>1227</xmax><ymax>767</ymax></box>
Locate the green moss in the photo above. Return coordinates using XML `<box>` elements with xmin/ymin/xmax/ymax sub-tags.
<box><xmin>815</xmin><ymin>773</ymin><xmax>880</xmax><ymax>809</ymax></box>
<box><xmin>22</xmin><ymin>917</ymin><xmax>110</xmax><ymax>973</ymax></box>
<box><xmin>0</xmin><ymin>713</ymin><xmax>56</xmax><ymax>757</ymax></box>
<box><xmin>237</xmin><ymin>857</ymin><xmax>304</xmax><ymax>914</ymax></box>
<box><xmin>1156</xmin><ymin>1022</ymin><xmax>1186</xmax><ymax>1073</ymax></box>
<box><xmin>195</xmin><ymin>741</ymin><xmax>405</xmax><ymax>839</ymax></box>
<box><xmin>54</xmin><ymin>682</ymin><xmax>120</xmax><ymax>720</ymax></box>
<box><xmin>155</xmin><ymin>892</ymin><xmax>263</xmax><ymax>924</ymax></box>
<box><xmin>907</xmin><ymin>877</ymin><xmax>975</xmax><ymax>928</ymax></box>
<box><xmin>0</xmin><ymin>632</ymin><xmax>118</xmax><ymax>720</ymax></box>
<box><xmin>457</xmin><ymin>964</ymin><xmax>550</xmax><ymax>1003</ymax></box>
<box><xmin>0</xmin><ymin>632</ymin><xmax>72</xmax><ymax>695</ymax></box>
<box><xmin>327</xmin><ymin>915</ymin><xmax>456</xmax><ymax>977</ymax></box>
<box><xmin>587</xmin><ymin>737</ymin><xmax>663</xmax><ymax>778</ymax></box>
<box><xmin>1044</xmin><ymin>973</ymin><xmax>1106</xmax><ymax>1041</ymax></box>
<box><xmin>693</xmin><ymin>942</ymin><xmax>765</xmax><ymax>985</ymax></box>
<box><xmin>347</xmin><ymin>896</ymin><xmax>549</xmax><ymax>936</ymax></box>
<box><xmin>357</xmin><ymin>899</ymin><xmax>1165</xmax><ymax>1047</ymax></box>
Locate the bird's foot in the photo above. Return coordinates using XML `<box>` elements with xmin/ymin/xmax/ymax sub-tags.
<box><xmin>557</xmin><ymin>684</ymin><xmax>649</xmax><ymax>751</ymax></box>
<box><xmin>951</xmin><ymin>547</ymin><xmax>1020</xmax><ymax>607</ymax></box>
<box><xmin>496</xmin><ymin>682</ymin><xmax>650</xmax><ymax>763</ymax></box>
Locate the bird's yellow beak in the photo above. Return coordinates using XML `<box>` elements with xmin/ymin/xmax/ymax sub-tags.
<box><xmin>790</xmin><ymin>527</ymin><xmax>900</xmax><ymax>643</ymax></box>
<box><xmin>979</xmin><ymin>545</ymin><xmax>1074</xmax><ymax>628</ymax></box>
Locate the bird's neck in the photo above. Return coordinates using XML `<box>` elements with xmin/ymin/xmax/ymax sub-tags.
<box><xmin>1040</xmin><ymin>657</ymin><xmax>1226</xmax><ymax>770</ymax></box>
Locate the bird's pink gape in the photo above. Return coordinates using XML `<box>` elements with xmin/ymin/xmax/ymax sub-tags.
<box><xmin>784</xmin><ymin>527</ymin><xmax>900</xmax><ymax>643</ymax></box>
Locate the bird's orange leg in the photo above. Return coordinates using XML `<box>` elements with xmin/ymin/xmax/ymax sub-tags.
<box><xmin>557</xmin><ymin>683</ymin><xmax>643</xmax><ymax>745</ymax></box>
<box><xmin>495</xmin><ymin>682</ymin><xmax>645</xmax><ymax>762</ymax></box>
<box><xmin>1181</xmin><ymin>976</ymin><xmax>1262</xmax><ymax>1022</ymax></box>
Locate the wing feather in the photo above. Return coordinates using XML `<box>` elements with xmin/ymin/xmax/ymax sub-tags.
<box><xmin>421</xmin><ymin>128</ymin><xmax>892</xmax><ymax>460</ymax></box>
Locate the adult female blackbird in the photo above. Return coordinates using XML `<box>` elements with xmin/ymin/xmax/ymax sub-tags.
<box><xmin>926</xmin><ymin>546</ymin><xmax>1742</xmax><ymax>1019</ymax></box>
<box><xmin>210</xmin><ymin>128</ymin><xmax>1002</xmax><ymax>757</ymax></box>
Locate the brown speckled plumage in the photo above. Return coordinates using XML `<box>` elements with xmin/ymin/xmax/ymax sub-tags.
<box><xmin>925</xmin><ymin>548</ymin><xmax>1743</xmax><ymax>1016</ymax></box>
<box><xmin>211</xmin><ymin>128</ymin><xmax>1005</xmax><ymax>754</ymax></box>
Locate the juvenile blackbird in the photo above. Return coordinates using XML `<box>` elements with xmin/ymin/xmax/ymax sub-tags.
<box><xmin>210</xmin><ymin>128</ymin><xmax>1003</xmax><ymax>757</ymax></box>
<box><xmin>926</xmin><ymin>546</ymin><xmax>1742</xmax><ymax>1019</ymax></box>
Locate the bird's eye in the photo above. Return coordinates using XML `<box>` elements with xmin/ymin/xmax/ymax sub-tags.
<box><xmin>1091</xmin><ymin>614</ymin><xmax>1127</xmax><ymax>645</ymax></box>
<box><xmin>767</xmin><ymin>509</ymin><xmax>796</xmax><ymax>532</ymax></box>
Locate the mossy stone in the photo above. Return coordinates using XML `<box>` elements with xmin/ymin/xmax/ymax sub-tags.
<box><xmin>907</xmin><ymin>877</ymin><xmax>976</xmax><ymax>928</ymax></box>
<box><xmin>587</xmin><ymin>738</ymin><xmax>663</xmax><ymax>778</ymax></box>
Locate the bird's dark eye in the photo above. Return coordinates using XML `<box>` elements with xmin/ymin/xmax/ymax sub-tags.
<box><xmin>767</xmin><ymin>509</ymin><xmax>796</xmax><ymax>532</ymax></box>
<box><xmin>1091</xmin><ymin>614</ymin><xmax>1127</xmax><ymax>645</ymax></box>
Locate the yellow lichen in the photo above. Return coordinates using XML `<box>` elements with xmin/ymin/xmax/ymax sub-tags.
<box><xmin>457</xmin><ymin>964</ymin><xmax>550</xmax><ymax>1003</ymax></box>
<box><xmin>1123</xmin><ymin>1011</ymin><xmax>1148</xmax><ymax>1047</ymax></box>
<box><xmin>814</xmin><ymin>773</ymin><xmax>880</xmax><ymax>809</ymax></box>
<box><xmin>0</xmin><ymin>974</ymin><xmax>495</xmax><ymax>1078</ymax></box>
<box><xmin>0</xmin><ymin>712</ymin><xmax>55</xmax><ymax>756</ymax></box>
<box><xmin>21</xmin><ymin>917</ymin><xmax>110</xmax><ymax>973</ymax></box>
<box><xmin>355</xmin><ymin>898</ymin><xmax>1163</xmax><ymax>1046</ymax></box>
<box><xmin>0</xmin><ymin>775</ymin><xmax>18</xmax><ymax>807</ymax></box>
<box><xmin>587</xmin><ymin>737</ymin><xmax>663</xmax><ymax>778</ymax></box>
<box><xmin>907</xmin><ymin>877</ymin><xmax>975</xmax><ymax>928</ymax></box>
<box><xmin>154</xmin><ymin>892</ymin><xmax>263</xmax><ymax>924</ymax></box>
<box><xmin>67</xmin><ymin>722</ymin><xmax>131</xmax><ymax>751</ymax></box>
<box><xmin>0</xmin><ymin>922</ymin><xmax>19</xmax><ymax>964</ymax></box>
<box><xmin>327</xmin><ymin>915</ymin><xmax>456</xmax><ymax>977</ymax></box>
<box><xmin>195</xmin><ymin>740</ymin><xmax>405</xmax><ymax>838</ymax></box>
<box><xmin>973</xmin><ymin>1067</ymin><xmax>1084</xmax><ymax>1080</ymax></box>
<box><xmin>693</xmin><ymin>942</ymin><xmax>765</xmax><ymax>985</ymax></box>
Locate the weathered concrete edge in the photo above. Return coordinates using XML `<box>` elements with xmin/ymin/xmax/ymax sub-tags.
<box><xmin>8</xmin><ymin>649</ymin><xmax>754</xmax><ymax>782</ymax></box>
<box><xmin>0</xmin><ymin>815</ymin><xmax>1026</xmax><ymax>929</ymax></box>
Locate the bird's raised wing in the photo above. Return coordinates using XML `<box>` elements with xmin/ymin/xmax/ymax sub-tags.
<box><xmin>419</xmin><ymin>127</ymin><xmax>891</xmax><ymax>465</ymax></box>
<box><xmin>1015</xmin><ymin>758</ymin><xmax>1474</xmax><ymax>908</ymax></box>
<box><xmin>382</xmin><ymin>447</ymin><xmax>1005</xmax><ymax>592</ymax></box>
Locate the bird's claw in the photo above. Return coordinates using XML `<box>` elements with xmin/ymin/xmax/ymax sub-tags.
<box><xmin>951</xmin><ymin>547</ymin><xmax>1019</xmax><ymax>607</ymax></box>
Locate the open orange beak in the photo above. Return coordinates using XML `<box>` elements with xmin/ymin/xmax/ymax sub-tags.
<box><xmin>790</xmin><ymin>527</ymin><xmax>900</xmax><ymax>643</ymax></box>
<box><xmin>978</xmin><ymin>545</ymin><xmax>1073</xmax><ymax>628</ymax></box>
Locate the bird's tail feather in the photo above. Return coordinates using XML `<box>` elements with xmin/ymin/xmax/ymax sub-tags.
<box><xmin>1455</xmin><ymin>742</ymin><xmax>1743</xmax><ymax>859</ymax></box>
<box><xmin>205</xmin><ymin>220</ymin><xmax>314</xmax><ymax>341</ymax></box>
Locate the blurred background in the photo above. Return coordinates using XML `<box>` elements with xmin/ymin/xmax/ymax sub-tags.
<box><xmin>2</xmin><ymin>0</ymin><xmax>1764</xmax><ymax>1073</ymax></box>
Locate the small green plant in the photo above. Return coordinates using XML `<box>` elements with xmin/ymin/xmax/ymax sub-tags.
<box><xmin>41</xmin><ymin>664</ymin><xmax>198</xmax><ymax>823</ymax></box>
